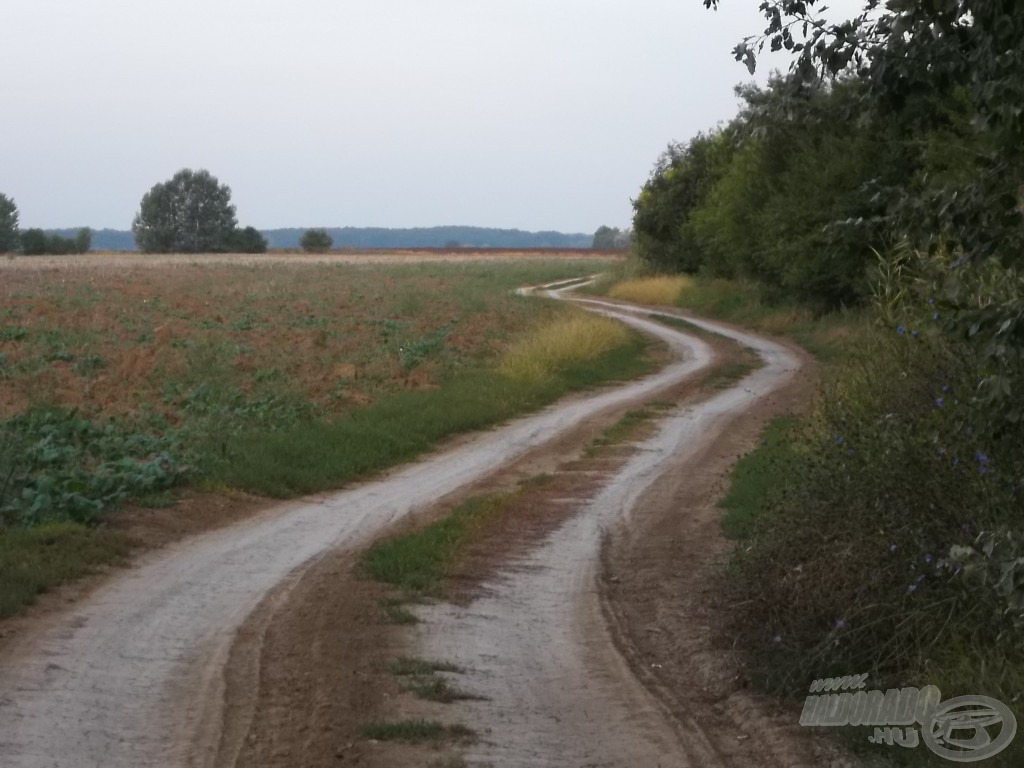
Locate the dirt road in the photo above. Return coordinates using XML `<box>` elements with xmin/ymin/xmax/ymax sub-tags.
<box><xmin>405</xmin><ymin>294</ymin><xmax>810</xmax><ymax>767</ymax></box>
<box><xmin>0</xmin><ymin>290</ymin><xmax>742</xmax><ymax>767</ymax></box>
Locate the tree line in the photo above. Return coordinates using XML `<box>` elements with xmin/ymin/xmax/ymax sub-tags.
<box><xmin>1</xmin><ymin>173</ymin><xmax>597</xmax><ymax>255</ymax></box>
<box><xmin>635</xmin><ymin>1</ymin><xmax>1023</xmax><ymax>311</ymax></box>
<box><xmin>655</xmin><ymin>0</ymin><xmax>1024</xmax><ymax>730</ymax></box>
<box><xmin>0</xmin><ymin>195</ymin><xmax>91</xmax><ymax>256</ymax></box>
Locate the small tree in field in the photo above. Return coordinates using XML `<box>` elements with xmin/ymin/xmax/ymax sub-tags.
<box><xmin>0</xmin><ymin>194</ymin><xmax>19</xmax><ymax>253</ymax></box>
<box><xmin>74</xmin><ymin>227</ymin><xmax>92</xmax><ymax>253</ymax></box>
<box><xmin>299</xmin><ymin>228</ymin><xmax>333</xmax><ymax>253</ymax></box>
<box><xmin>228</xmin><ymin>226</ymin><xmax>268</xmax><ymax>253</ymax></box>
<box><xmin>133</xmin><ymin>169</ymin><xmax>238</xmax><ymax>253</ymax></box>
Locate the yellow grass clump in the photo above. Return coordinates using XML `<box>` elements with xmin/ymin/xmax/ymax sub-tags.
<box><xmin>607</xmin><ymin>275</ymin><xmax>695</xmax><ymax>305</ymax></box>
<box><xmin>499</xmin><ymin>313</ymin><xmax>631</xmax><ymax>380</ymax></box>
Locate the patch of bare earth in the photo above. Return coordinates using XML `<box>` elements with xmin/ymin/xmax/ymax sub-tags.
<box><xmin>601</xmin><ymin>346</ymin><xmax>857</xmax><ymax>767</ymax></box>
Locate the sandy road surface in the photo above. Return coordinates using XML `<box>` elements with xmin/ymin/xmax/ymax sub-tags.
<box><xmin>410</xmin><ymin>294</ymin><xmax>804</xmax><ymax>767</ymax></box>
<box><xmin>0</xmin><ymin>292</ymin><xmax>718</xmax><ymax>768</ymax></box>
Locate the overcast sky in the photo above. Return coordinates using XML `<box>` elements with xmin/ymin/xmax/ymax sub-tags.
<box><xmin>1</xmin><ymin>1</ymin><xmax>862</xmax><ymax>233</ymax></box>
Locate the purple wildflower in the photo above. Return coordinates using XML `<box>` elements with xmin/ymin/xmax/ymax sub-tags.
<box><xmin>835</xmin><ymin>619</ymin><xmax>847</xmax><ymax>631</ymax></box>
<box><xmin>897</xmin><ymin>325</ymin><xmax>906</xmax><ymax>335</ymax></box>
<box><xmin>932</xmin><ymin>312</ymin><xmax>940</xmax><ymax>321</ymax></box>
<box><xmin>935</xmin><ymin>398</ymin><xmax>944</xmax><ymax>408</ymax></box>
<box><xmin>976</xmin><ymin>452</ymin><xmax>988</xmax><ymax>464</ymax></box>
<box><xmin>924</xmin><ymin>554</ymin><xmax>933</xmax><ymax>564</ymax></box>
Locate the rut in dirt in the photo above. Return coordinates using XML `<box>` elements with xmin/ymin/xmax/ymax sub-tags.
<box><xmin>0</xmin><ymin>292</ymin><xmax>718</xmax><ymax>768</ymax></box>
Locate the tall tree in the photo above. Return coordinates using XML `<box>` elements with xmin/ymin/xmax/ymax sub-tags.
<box><xmin>132</xmin><ymin>169</ymin><xmax>238</xmax><ymax>253</ymax></box>
<box><xmin>0</xmin><ymin>194</ymin><xmax>19</xmax><ymax>253</ymax></box>
<box><xmin>703</xmin><ymin>0</ymin><xmax>1024</xmax><ymax>263</ymax></box>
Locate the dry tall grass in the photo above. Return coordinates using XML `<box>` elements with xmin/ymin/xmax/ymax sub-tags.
<box><xmin>607</xmin><ymin>276</ymin><xmax>694</xmax><ymax>305</ymax></box>
<box><xmin>499</xmin><ymin>313</ymin><xmax>631</xmax><ymax>380</ymax></box>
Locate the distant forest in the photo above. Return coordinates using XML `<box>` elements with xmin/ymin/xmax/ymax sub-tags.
<box><xmin>43</xmin><ymin>226</ymin><xmax>592</xmax><ymax>252</ymax></box>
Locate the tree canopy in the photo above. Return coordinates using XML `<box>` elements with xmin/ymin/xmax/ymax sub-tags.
<box><xmin>703</xmin><ymin>0</ymin><xmax>1024</xmax><ymax>263</ymax></box>
<box><xmin>0</xmin><ymin>194</ymin><xmax>19</xmax><ymax>254</ymax></box>
<box><xmin>228</xmin><ymin>226</ymin><xmax>268</xmax><ymax>254</ymax></box>
<box><xmin>299</xmin><ymin>228</ymin><xmax>333</xmax><ymax>253</ymax></box>
<box><xmin>132</xmin><ymin>169</ymin><xmax>239</xmax><ymax>253</ymax></box>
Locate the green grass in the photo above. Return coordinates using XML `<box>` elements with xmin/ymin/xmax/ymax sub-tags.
<box><xmin>363</xmin><ymin>495</ymin><xmax>507</xmax><ymax>596</ymax></box>
<box><xmin>0</xmin><ymin>522</ymin><xmax>132</xmax><ymax>618</ymax></box>
<box><xmin>593</xmin><ymin>274</ymin><xmax>865</xmax><ymax>365</ymax></box>
<box><xmin>387</xmin><ymin>656</ymin><xmax>479</xmax><ymax>703</ymax></box>
<box><xmin>401</xmin><ymin>675</ymin><xmax>482</xmax><ymax>703</ymax></box>
<box><xmin>584</xmin><ymin>408</ymin><xmax>655</xmax><ymax>457</ymax></box>
<box><xmin>387</xmin><ymin>657</ymin><xmax>463</xmax><ymax>675</ymax></box>
<box><xmin>378</xmin><ymin>598</ymin><xmax>419</xmax><ymax>625</ymax></box>
<box><xmin>360</xmin><ymin>719</ymin><xmax>475</xmax><ymax>743</ymax></box>
<box><xmin>671</xmin><ymin>278</ymin><xmax>865</xmax><ymax>364</ymax></box>
<box><xmin>718</xmin><ymin>417</ymin><xmax>801</xmax><ymax>540</ymax></box>
<box><xmin>215</xmin><ymin>334</ymin><xmax>653</xmax><ymax>497</ymax></box>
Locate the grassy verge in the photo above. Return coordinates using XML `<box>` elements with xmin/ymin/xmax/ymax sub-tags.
<box><xmin>718</xmin><ymin>417</ymin><xmax>801</xmax><ymax>541</ymax></box>
<box><xmin>583</xmin><ymin>408</ymin><xmax>656</xmax><ymax>457</ymax></box>
<box><xmin>0</xmin><ymin>522</ymin><xmax>132</xmax><ymax>619</ymax></box>
<box><xmin>211</xmin><ymin>326</ymin><xmax>653</xmax><ymax>497</ymax></box>
<box><xmin>599</xmin><ymin>275</ymin><xmax>865</xmax><ymax>364</ymax></box>
<box><xmin>387</xmin><ymin>657</ymin><xmax>481</xmax><ymax>704</ymax></box>
<box><xmin>363</xmin><ymin>494</ymin><xmax>507</xmax><ymax>597</ymax></box>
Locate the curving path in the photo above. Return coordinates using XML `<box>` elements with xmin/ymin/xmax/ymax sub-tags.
<box><xmin>412</xmin><ymin>291</ymin><xmax>803</xmax><ymax>766</ymax></box>
<box><xmin>0</xmin><ymin>287</ymin><xmax>749</xmax><ymax>768</ymax></box>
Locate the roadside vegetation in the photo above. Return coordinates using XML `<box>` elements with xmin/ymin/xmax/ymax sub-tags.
<box><xmin>360</xmin><ymin>719</ymin><xmax>474</xmax><ymax>744</ymax></box>
<box><xmin>619</xmin><ymin>1</ymin><xmax>1024</xmax><ymax>762</ymax></box>
<box><xmin>0</xmin><ymin>257</ymin><xmax>652</xmax><ymax>617</ymax></box>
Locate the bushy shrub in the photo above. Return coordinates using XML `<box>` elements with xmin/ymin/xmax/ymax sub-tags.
<box><xmin>0</xmin><ymin>409</ymin><xmax>186</xmax><ymax>527</ymax></box>
<box><xmin>299</xmin><ymin>228</ymin><xmax>333</xmax><ymax>253</ymax></box>
<box><xmin>729</xmin><ymin>250</ymin><xmax>1024</xmax><ymax>710</ymax></box>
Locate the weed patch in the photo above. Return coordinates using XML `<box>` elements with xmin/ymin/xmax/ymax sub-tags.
<box><xmin>498</xmin><ymin>312</ymin><xmax>633</xmax><ymax>381</ymax></box>
<box><xmin>584</xmin><ymin>409</ymin><xmax>655</xmax><ymax>457</ymax></box>
<box><xmin>387</xmin><ymin>657</ymin><xmax>463</xmax><ymax>676</ymax></box>
<box><xmin>213</xmin><ymin>332</ymin><xmax>653</xmax><ymax>497</ymax></box>
<box><xmin>0</xmin><ymin>408</ymin><xmax>186</xmax><ymax>527</ymax></box>
<box><xmin>608</xmin><ymin>275</ymin><xmax>694</xmax><ymax>305</ymax></box>
<box><xmin>0</xmin><ymin>522</ymin><xmax>132</xmax><ymax>618</ymax></box>
<box><xmin>360</xmin><ymin>719</ymin><xmax>474</xmax><ymax>743</ymax></box>
<box><xmin>363</xmin><ymin>495</ymin><xmax>506</xmax><ymax>596</ymax></box>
